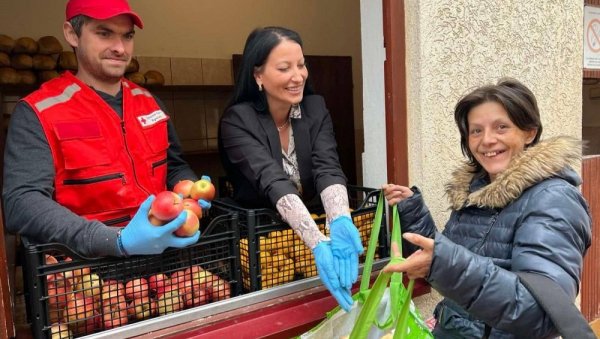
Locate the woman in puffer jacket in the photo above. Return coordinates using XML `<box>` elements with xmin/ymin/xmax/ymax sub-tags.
<box><xmin>383</xmin><ymin>78</ymin><xmax>592</xmax><ymax>338</ymax></box>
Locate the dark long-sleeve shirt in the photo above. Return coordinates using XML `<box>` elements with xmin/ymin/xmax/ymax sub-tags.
<box><xmin>2</xmin><ymin>88</ymin><xmax>197</xmax><ymax>257</ymax></box>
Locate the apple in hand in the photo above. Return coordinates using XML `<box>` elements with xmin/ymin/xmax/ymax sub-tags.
<box><xmin>174</xmin><ymin>209</ymin><xmax>199</xmax><ymax>237</ymax></box>
<box><xmin>150</xmin><ymin>191</ymin><xmax>183</xmax><ymax>221</ymax></box>
<box><xmin>189</xmin><ymin>179</ymin><xmax>215</xmax><ymax>201</ymax></box>
<box><xmin>182</xmin><ymin>198</ymin><xmax>202</xmax><ymax>219</ymax></box>
<box><xmin>173</xmin><ymin>180</ymin><xmax>194</xmax><ymax>198</ymax></box>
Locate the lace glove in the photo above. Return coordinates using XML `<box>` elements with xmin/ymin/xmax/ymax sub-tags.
<box><xmin>119</xmin><ymin>196</ymin><xmax>200</xmax><ymax>256</ymax></box>
<box><xmin>275</xmin><ymin>193</ymin><xmax>327</xmax><ymax>249</ymax></box>
<box><xmin>313</xmin><ymin>241</ymin><xmax>354</xmax><ymax>312</ymax></box>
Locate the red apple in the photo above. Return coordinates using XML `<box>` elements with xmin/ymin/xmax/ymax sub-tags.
<box><xmin>174</xmin><ymin>209</ymin><xmax>200</xmax><ymax>237</ymax></box>
<box><xmin>49</xmin><ymin>322</ymin><xmax>72</xmax><ymax>339</ymax></box>
<box><xmin>127</xmin><ymin>296</ymin><xmax>156</xmax><ymax>320</ymax></box>
<box><xmin>182</xmin><ymin>198</ymin><xmax>202</xmax><ymax>219</ymax></box>
<box><xmin>181</xmin><ymin>279</ymin><xmax>209</xmax><ymax>308</ymax></box>
<box><xmin>150</xmin><ymin>191</ymin><xmax>183</xmax><ymax>221</ymax></box>
<box><xmin>65</xmin><ymin>293</ymin><xmax>96</xmax><ymax>323</ymax></box>
<box><xmin>173</xmin><ymin>179</ymin><xmax>194</xmax><ymax>198</ymax></box>
<box><xmin>101</xmin><ymin>296</ymin><xmax>128</xmax><ymax>329</ymax></box>
<box><xmin>47</xmin><ymin>272</ymin><xmax>71</xmax><ymax>310</ymax></box>
<box><xmin>101</xmin><ymin>280</ymin><xmax>125</xmax><ymax>301</ymax></box>
<box><xmin>69</xmin><ymin>310</ymin><xmax>99</xmax><ymax>335</ymax></box>
<box><xmin>125</xmin><ymin>278</ymin><xmax>149</xmax><ymax>300</ymax></box>
<box><xmin>62</xmin><ymin>257</ymin><xmax>91</xmax><ymax>287</ymax></box>
<box><xmin>45</xmin><ymin>254</ymin><xmax>59</xmax><ymax>265</ymax></box>
<box><xmin>170</xmin><ymin>269</ymin><xmax>188</xmax><ymax>290</ymax></box>
<box><xmin>184</xmin><ymin>265</ymin><xmax>204</xmax><ymax>278</ymax></box>
<box><xmin>191</xmin><ymin>270</ymin><xmax>215</xmax><ymax>291</ymax></box>
<box><xmin>75</xmin><ymin>274</ymin><xmax>102</xmax><ymax>300</ymax></box>
<box><xmin>209</xmin><ymin>277</ymin><xmax>231</xmax><ymax>301</ymax></box>
<box><xmin>148</xmin><ymin>212</ymin><xmax>165</xmax><ymax>226</ymax></box>
<box><xmin>189</xmin><ymin>179</ymin><xmax>216</xmax><ymax>201</ymax></box>
<box><xmin>148</xmin><ymin>273</ymin><xmax>169</xmax><ymax>294</ymax></box>
<box><xmin>156</xmin><ymin>288</ymin><xmax>182</xmax><ymax>315</ymax></box>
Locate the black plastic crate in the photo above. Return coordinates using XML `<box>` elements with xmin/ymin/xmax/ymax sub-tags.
<box><xmin>22</xmin><ymin>213</ymin><xmax>241</xmax><ymax>339</ymax></box>
<box><xmin>211</xmin><ymin>185</ymin><xmax>388</xmax><ymax>292</ymax></box>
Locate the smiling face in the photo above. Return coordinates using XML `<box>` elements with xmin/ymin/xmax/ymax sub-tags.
<box><xmin>254</xmin><ymin>39</ymin><xmax>308</xmax><ymax>115</ymax></box>
<box><xmin>467</xmin><ymin>101</ymin><xmax>537</xmax><ymax>182</ymax></box>
<box><xmin>64</xmin><ymin>14</ymin><xmax>135</xmax><ymax>93</ymax></box>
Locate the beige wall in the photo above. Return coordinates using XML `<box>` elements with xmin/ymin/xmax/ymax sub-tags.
<box><xmin>404</xmin><ymin>0</ymin><xmax>583</xmax><ymax>315</ymax></box>
<box><xmin>405</xmin><ymin>0</ymin><xmax>583</xmax><ymax>227</ymax></box>
<box><xmin>0</xmin><ymin>0</ymin><xmax>364</xmax><ymax>176</ymax></box>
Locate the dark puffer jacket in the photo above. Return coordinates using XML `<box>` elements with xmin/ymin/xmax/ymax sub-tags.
<box><xmin>397</xmin><ymin>136</ymin><xmax>592</xmax><ymax>338</ymax></box>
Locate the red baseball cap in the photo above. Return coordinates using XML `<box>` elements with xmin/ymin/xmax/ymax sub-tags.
<box><xmin>66</xmin><ymin>0</ymin><xmax>144</xmax><ymax>28</ymax></box>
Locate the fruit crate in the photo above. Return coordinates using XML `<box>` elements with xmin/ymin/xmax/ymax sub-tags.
<box><xmin>211</xmin><ymin>185</ymin><xmax>388</xmax><ymax>292</ymax></box>
<box><xmin>21</xmin><ymin>212</ymin><xmax>241</xmax><ymax>339</ymax></box>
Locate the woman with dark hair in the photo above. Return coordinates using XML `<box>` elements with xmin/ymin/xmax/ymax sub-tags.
<box><xmin>382</xmin><ymin>78</ymin><xmax>591</xmax><ymax>337</ymax></box>
<box><xmin>219</xmin><ymin>27</ymin><xmax>362</xmax><ymax>312</ymax></box>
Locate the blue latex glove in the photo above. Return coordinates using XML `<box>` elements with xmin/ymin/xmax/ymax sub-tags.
<box><xmin>313</xmin><ymin>241</ymin><xmax>354</xmax><ymax>312</ymax></box>
<box><xmin>330</xmin><ymin>215</ymin><xmax>363</xmax><ymax>289</ymax></box>
<box><xmin>119</xmin><ymin>195</ymin><xmax>200</xmax><ymax>255</ymax></box>
<box><xmin>198</xmin><ymin>175</ymin><xmax>212</xmax><ymax>210</ymax></box>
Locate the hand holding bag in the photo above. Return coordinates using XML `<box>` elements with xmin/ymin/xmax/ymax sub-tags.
<box><xmin>300</xmin><ymin>191</ymin><xmax>433</xmax><ymax>339</ymax></box>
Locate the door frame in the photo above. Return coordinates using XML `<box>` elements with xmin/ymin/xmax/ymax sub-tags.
<box><xmin>382</xmin><ymin>0</ymin><xmax>409</xmax><ymax>185</ymax></box>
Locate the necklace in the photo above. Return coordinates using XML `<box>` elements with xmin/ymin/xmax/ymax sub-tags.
<box><xmin>277</xmin><ymin>118</ymin><xmax>290</xmax><ymax>132</ymax></box>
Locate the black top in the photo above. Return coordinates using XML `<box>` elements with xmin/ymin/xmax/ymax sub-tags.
<box><xmin>219</xmin><ymin>95</ymin><xmax>346</xmax><ymax>209</ymax></box>
<box><xmin>2</xmin><ymin>87</ymin><xmax>196</xmax><ymax>257</ymax></box>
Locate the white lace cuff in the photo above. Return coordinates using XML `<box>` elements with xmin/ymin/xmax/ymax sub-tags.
<box><xmin>276</xmin><ymin>194</ymin><xmax>328</xmax><ymax>249</ymax></box>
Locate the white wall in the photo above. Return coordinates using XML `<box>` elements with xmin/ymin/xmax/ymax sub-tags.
<box><xmin>360</xmin><ymin>0</ymin><xmax>387</xmax><ymax>188</ymax></box>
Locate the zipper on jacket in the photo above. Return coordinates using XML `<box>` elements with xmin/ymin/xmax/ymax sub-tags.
<box><xmin>151</xmin><ymin>158</ymin><xmax>167</xmax><ymax>175</ymax></box>
<box><xmin>63</xmin><ymin>173</ymin><xmax>126</xmax><ymax>185</ymax></box>
<box><xmin>102</xmin><ymin>215</ymin><xmax>131</xmax><ymax>226</ymax></box>
<box><xmin>477</xmin><ymin>211</ymin><xmax>499</xmax><ymax>252</ymax></box>
<box><xmin>121</xmin><ymin>118</ymin><xmax>150</xmax><ymax>195</ymax></box>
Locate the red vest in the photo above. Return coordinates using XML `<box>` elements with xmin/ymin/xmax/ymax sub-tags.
<box><xmin>23</xmin><ymin>72</ymin><xmax>169</xmax><ymax>226</ymax></box>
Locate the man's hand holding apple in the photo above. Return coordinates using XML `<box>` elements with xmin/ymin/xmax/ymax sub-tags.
<box><xmin>118</xmin><ymin>195</ymin><xmax>200</xmax><ymax>256</ymax></box>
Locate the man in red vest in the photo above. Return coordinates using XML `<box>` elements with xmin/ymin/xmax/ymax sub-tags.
<box><xmin>2</xmin><ymin>0</ymin><xmax>207</xmax><ymax>257</ymax></box>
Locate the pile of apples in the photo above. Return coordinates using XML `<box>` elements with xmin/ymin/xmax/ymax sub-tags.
<box><xmin>148</xmin><ymin>178</ymin><xmax>216</xmax><ymax>237</ymax></box>
<box><xmin>44</xmin><ymin>254</ymin><xmax>230</xmax><ymax>337</ymax></box>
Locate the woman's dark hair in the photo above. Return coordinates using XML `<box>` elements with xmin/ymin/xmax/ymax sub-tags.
<box><xmin>228</xmin><ymin>26</ymin><xmax>314</xmax><ymax>110</ymax></box>
<box><xmin>454</xmin><ymin>78</ymin><xmax>543</xmax><ymax>171</ymax></box>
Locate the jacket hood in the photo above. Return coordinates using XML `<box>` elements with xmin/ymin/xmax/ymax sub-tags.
<box><xmin>445</xmin><ymin>136</ymin><xmax>582</xmax><ymax>210</ymax></box>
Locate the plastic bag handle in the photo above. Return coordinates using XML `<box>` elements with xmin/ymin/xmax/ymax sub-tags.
<box><xmin>351</xmin><ymin>192</ymin><xmax>405</xmax><ymax>335</ymax></box>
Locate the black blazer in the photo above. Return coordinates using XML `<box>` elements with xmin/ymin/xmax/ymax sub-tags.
<box><xmin>218</xmin><ymin>95</ymin><xmax>347</xmax><ymax>209</ymax></box>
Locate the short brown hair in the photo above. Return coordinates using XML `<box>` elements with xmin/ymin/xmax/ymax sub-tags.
<box><xmin>454</xmin><ymin>78</ymin><xmax>543</xmax><ymax>171</ymax></box>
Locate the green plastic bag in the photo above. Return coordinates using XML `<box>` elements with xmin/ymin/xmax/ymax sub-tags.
<box><xmin>300</xmin><ymin>192</ymin><xmax>433</xmax><ymax>339</ymax></box>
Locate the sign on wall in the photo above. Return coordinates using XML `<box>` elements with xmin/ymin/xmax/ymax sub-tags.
<box><xmin>584</xmin><ymin>5</ymin><xmax>600</xmax><ymax>69</ymax></box>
